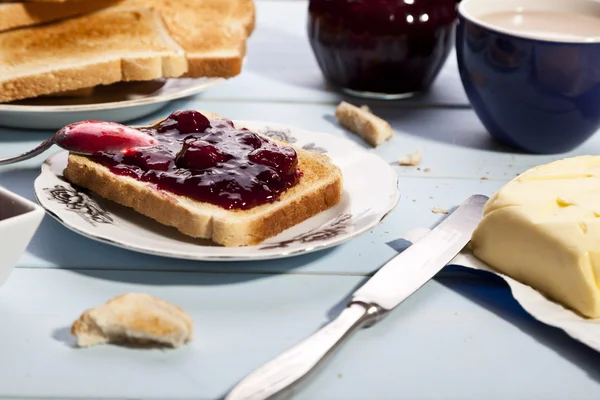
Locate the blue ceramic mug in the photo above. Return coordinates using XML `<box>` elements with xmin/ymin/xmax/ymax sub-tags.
<box><xmin>456</xmin><ymin>0</ymin><xmax>600</xmax><ymax>154</ymax></box>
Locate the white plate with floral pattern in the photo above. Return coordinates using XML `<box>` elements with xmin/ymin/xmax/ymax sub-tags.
<box><xmin>33</xmin><ymin>121</ymin><xmax>400</xmax><ymax>261</ymax></box>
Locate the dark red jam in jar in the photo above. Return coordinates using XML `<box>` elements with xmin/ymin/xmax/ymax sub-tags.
<box><xmin>90</xmin><ymin>110</ymin><xmax>301</xmax><ymax>210</ymax></box>
<box><xmin>308</xmin><ymin>0</ymin><xmax>457</xmax><ymax>98</ymax></box>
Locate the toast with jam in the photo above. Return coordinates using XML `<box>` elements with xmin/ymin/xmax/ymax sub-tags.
<box><xmin>63</xmin><ymin>110</ymin><xmax>343</xmax><ymax>247</ymax></box>
<box><xmin>0</xmin><ymin>6</ymin><xmax>188</xmax><ymax>103</ymax></box>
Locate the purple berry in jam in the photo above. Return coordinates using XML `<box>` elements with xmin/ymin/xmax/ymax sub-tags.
<box><xmin>237</xmin><ymin>131</ymin><xmax>264</xmax><ymax>149</ymax></box>
<box><xmin>156</xmin><ymin>118</ymin><xmax>178</xmax><ymax>133</ymax></box>
<box><xmin>256</xmin><ymin>170</ymin><xmax>282</xmax><ymax>185</ymax></box>
<box><xmin>248</xmin><ymin>145</ymin><xmax>298</xmax><ymax>175</ymax></box>
<box><xmin>175</xmin><ymin>138</ymin><xmax>231</xmax><ymax>170</ymax></box>
<box><xmin>123</xmin><ymin>149</ymin><xmax>171</xmax><ymax>171</ymax></box>
<box><xmin>170</xmin><ymin>110</ymin><xmax>211</xmax><ymax>134</ymax></box>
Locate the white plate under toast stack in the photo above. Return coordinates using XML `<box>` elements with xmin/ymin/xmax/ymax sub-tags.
<box><xmin>0</xmin><ymin>0</ymin><xmax>255</xmax><ymax>129</ymax></box>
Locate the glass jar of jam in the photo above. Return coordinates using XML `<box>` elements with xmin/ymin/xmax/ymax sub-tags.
<box><xmin>308</xmin><ymin>0</ymin><xmax>458</xmax><ymax>99</ymax></box>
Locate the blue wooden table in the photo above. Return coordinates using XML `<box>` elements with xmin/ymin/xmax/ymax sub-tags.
<box><xmin>2</xmin><ymin>1</ymin><xmax>600</xmax><ymax>399</ymax></box>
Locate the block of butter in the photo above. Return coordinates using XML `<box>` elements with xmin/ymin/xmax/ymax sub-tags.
<box><xmin>471</xmin><ymin>156</ymin><xmax>600</xmax><ymax>318</ymax></box>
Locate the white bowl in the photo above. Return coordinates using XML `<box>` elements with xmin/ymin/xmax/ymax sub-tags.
<box><xmin>0</xmin><ymin>186</ymin><xmax>45</xmax><ymax>287</ymax></box>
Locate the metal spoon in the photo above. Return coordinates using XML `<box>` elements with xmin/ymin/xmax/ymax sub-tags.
<box><xmin>0</xmin><ymin>121</ymin><xmax>157</xmax><ymax>166</ymax></box>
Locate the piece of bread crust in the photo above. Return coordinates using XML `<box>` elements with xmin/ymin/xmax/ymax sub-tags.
<box><xmin>335</xmin><ymin>101</ymin><xmax>394</xmax><ymax>147</ymax></box>
<box><xmin>71</xmin><ymin>293</ymin><xmax>193</xmax><ymax>348</ymax></box>
<box><xmin>0</xmin><ymin>6</ymin><xmax>187</xmax><ymax>103</ymax></box>
<box><xmin>63</xmin><ymin>112</ymin><xmax>344</xmax><ymax>247</ymax></box>
<box><xmin>398</xmin><ymin>149</ymin><xmax>422</xmax><ymax>166</ymax></box>
<box><xmin>0</xmin><ymin>1</ymin><xmax>123</xmax><ymax>33</ymax></box>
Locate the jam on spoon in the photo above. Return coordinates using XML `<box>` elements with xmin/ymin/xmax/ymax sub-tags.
<box><xmin>0</xmin><ymin>120</ymin><xmax>157</xmax><ymax>166</ymax></box>
<box><xmin>87</xmin><ymin>110</ymin><xmax>302</xmax><ymax>210</ymax></box>
<box><xmin>57</xmin><ymin>120</ymin><xmax>158</xmax><ymax>154</ymax></box>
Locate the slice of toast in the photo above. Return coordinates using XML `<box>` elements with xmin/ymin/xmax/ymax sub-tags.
<box><xmin>127</xmin><ymin>0</ymin><xmax>255</xmax><ymax>78</ymax></box>
<box><xmin>63</xmin><ymin>111</ymin><xmax>344</xmax><ymax>247</ymax></box>
<box><xmin>0</xmin><ymin>6</ymin><xmax>187</xmax><ymax>103</ymax></box>
<box><xmin>71</xmin><ymin>293</ymin><xmax>193</xmax><ymax>348</ymax></box>
<box><xmin>0</xmin><ymin>0</ymin><xmax>123</xmax><ymax>33</ymax></box>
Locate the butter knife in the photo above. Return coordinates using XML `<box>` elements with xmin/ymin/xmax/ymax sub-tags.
<box><xmin>225</xmin><ymin>194</ymin><xmax>488</xmax><ymax>400</ymax></box>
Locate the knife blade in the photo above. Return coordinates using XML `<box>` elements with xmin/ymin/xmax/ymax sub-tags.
<box><xmin>351</xmin><ymin>194</ymin><xmax>488</xmax><ymax>312</ymax></box>
<box><xmin>224</xmin><ymin>194</ymin><xmax>488</xmax><ymax>400</ymax></box>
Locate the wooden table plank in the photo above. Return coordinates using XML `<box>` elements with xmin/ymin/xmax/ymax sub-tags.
<box><xmin>1</xmin><ymin>268</ymin><xmax>599</xmax><ymax>400</ymax></box>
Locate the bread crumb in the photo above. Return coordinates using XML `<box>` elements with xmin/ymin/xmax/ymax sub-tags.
<box><xmin>432</xmin><ymin>207</ymin><xmax>448</xmax><ymax>215</ymax></box>
<box><xmin>424</xmin><ymin>168</ymin><xmax>431</xmax><ymax>173</ymax></box>
<box><xmin>481</xmin><ymin>176</ymin><xmax>488</xmax><ymax>180</ymax></box>
<box><xmin>335</xmin><ymin>101</ymin><xmax>394</xmax><ymax>147</ymax></box>
<box><xmin>71</xmin><ymin>293</ymin><xmax>193</xmax><ymax>348</ymax></box>
<box><xmin>398</xmin><ymin>149</ymin><xmax>422</xmax><ymax>166</ymax></box>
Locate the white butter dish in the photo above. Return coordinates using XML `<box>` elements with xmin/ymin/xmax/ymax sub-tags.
<box><xmin>403</xmin><ymin>228</ymin><xmax>600</xmax><ymax>353</ymax></box>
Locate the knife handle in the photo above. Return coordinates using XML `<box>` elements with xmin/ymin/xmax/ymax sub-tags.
<box><xmin>224</xmin><ymin>302</ymin><xmax>381</xmax><ymax>400</ymax></box>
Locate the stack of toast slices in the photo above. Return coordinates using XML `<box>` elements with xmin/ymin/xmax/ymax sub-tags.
<box><xmin>0</xmin><ymin>0</ymin><xmax>255</xmax><ymax>103</ymax></box>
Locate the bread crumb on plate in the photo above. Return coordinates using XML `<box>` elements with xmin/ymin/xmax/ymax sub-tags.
<box><xmin>71</xmin><ymin>293</ymin><xmax>193</xmax><ymax>348</ymax></box>
<box><xmin>398</xmin><ymin>149</ymin><xmax>422</xmax><ymax>166</ymax></box>
<box><xmin>335</xmin><ymin>101</ymin><xmax>394</xmax><ymax>147</ymax></box>
<box><xmin>432</xmin><ymin>207</ymin><xmax>448</xmax><ymax>215</ymax></box>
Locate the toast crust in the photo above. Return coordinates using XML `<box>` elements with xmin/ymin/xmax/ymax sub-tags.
<box><xmin>186</xmin><ymin>51</ymin><xmax>244</xmax><ymax>79</ymax></box>
<box><xmin>63</xmin><ymin>117</ymin><xmax>343</xmax><ymax>247</ymax></box>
